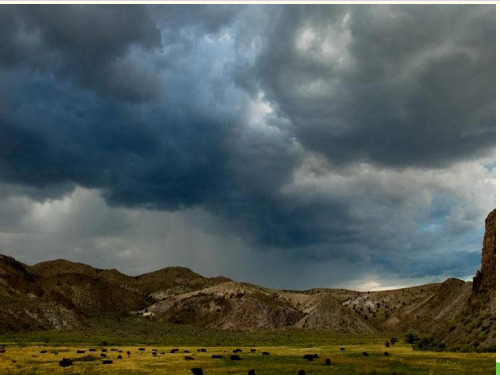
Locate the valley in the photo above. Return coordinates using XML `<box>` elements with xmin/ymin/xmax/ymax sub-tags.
<box><xmin>0</xmin><ymin>210</ymin><xmax>495</xmax><ymax>374</ymax></box>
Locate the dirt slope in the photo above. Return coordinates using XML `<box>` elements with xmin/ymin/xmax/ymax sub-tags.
<box><xmin>37</xmin><ymin>273</ymin><xmax>151</xmax><ymax>313</ymax></box>
<box><xmin>294</xmin><ymin>293</ymin><xmax>376</xmax><ymax>333</ymax></box>
<box><xmin>146</xmin><ymin>281</ymin><xmax>305</xmax><ymax>331</ymax></box>
<box><xmin>0</xmin><ymin>255</ymin><xmax>82</xmax><ymax>332</ymax></box>
<box><xmin>32</xmin><ymin>260</ymin><xmax>230</xmax><ymax>298</ymax></box>
<box><xmin>1</xmin><ymin>256</ymin><xmax>232</xmax><ymax>332</ymax></box>
<box><xmin>383</xmin><ymin>278</ymin><xmax>471</xmax><ymax>333</ymax></box>
<box><xmin>338</xmin><ymin>284</ymin><xmax>440</xmax><ymax>330</ymax></box>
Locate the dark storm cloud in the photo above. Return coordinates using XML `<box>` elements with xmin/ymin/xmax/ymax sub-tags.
<box><xmin>0</xmin><ymin>5</ymin><xmax>495</xmax><ymax>288</ymax></box>
<box><xmin>154</xmin><ymin>5</ymin><xmax>241</xmax><ymax>34</ymax></box>
<box><xmin>0</xmin><ymin>70</ymin><xmax>232</xmax><ymax>210</ymax></box>
<box><xmin>0</xmin><ymin>5</ymin><xmax>163</xmax><ymax>102</ymax></box>
<box><xmin>0</xmin><ymin>5</ymin><xmax>241</xmax><ymax>102</ymax></box>
<box><xmin>252</xmin><ymin>5</ymin><xmax>495</xmax><ymax>168</ymax></box>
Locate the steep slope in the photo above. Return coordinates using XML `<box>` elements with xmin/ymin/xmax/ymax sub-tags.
<box><xmin>383</xmin><ymin>278</ymin><xmax>471</xmax><ymax>333</ymax></box>
<box><xmin>147</xmin><ymin>282</ymin><xmax>377</xmax><ymax>333</ymax></box>
<box><xmin>146</xmin><ymin>282</ymin><xmax>305</xmax><ymax>331</ymax></box>
<box><xmin>0</xmin><ymin>255</ymin><xmax>82</xmax><ymax>333</ymax></box>
<box><xmin>335</xmin><ymin>284</ymin><xmax>440</xmax><ymax>330</ymax></box>
<box><xmin>32</xmin><ymin>260</ymin><xmax>231</xmax><ymax>299</ymax></box>
<box><xmin>134</xmin><ymin>267</ymin><xmax>231</xmax><ymax>298</ymax></box>
<box><xmin>2</xmin><ymin>257</ymin><xmax>231</xmax><ymax>332</ymax></box>
<box><xmin>294</xmin><ymin>293</ymin><xmax>376</xmax><ymax>333</ymax></box>
<box><xmin>0</xmin><ymin>254</ymin><xmax>42</xmax><ymax>295</ymax></box>
<box><xmin>31</xmin><ymin>259</ymin><xmax>152</xmax><ymax>313</ymax></box>
<box><xmin>37</xmin><ymin>273</ymin><xmax>151</xmax><ymax>313</ymax></box>
<box><xmin>29</xmin><ymin>260</ymin><xmax>232</xmax><ymax>313</ymax></box>
<box><xmin>438</xmin><ymin>209</ymin><xmax>496</xmax><ymax>349</ymax></box>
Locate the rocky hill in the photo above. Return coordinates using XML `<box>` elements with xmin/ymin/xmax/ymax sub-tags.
<box><xmin>0</xmin><ymin>209</ymin><xmax>495</xmax><ymax>347</ymax></box>
<box><xmin>146</xmin><ymin>282</ymin><xmax>305</xmax><ymax>331</ymax></box>
<box><xmin>337</xmin><ymin>283</ymin><xmax>442</xmax><ymax>330</ymax></box>
<box><xmin>0</xmin><ymin>255</ymin><xmax>82</xmax><ymax>332</ymax></box>
<box><xmin>134</xmin><ymin>267</ymin><xmax>231</xmax><ymax>298</ymax></box>
<box><xmin>32</xmin><ymin>260</ymin><xmax>230</xmax><ymax>299</ymax></box>
<box><xmin>293</xmin><ymin>293</ymin><xmax>376</xmax><ymax>333</ymax></box>
<box><xmin>0</xmin><ymin>256</ymin><xmax>231</xmax><ymax>332</ymax></box>
<box><xmin>384</xmin><ymin>278</ymin><xmax>472</xmax><ymax>333</ymax></box>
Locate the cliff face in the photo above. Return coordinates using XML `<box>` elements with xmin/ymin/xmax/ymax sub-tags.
<box><xmin>472</xmin><ymin>209</ymin><xmax>496</xmax><ymax>301</ymax></box>
<box><xmin>469</xmin><ymin>209</ymin><xmax>496</xmax><ymax>326</ymax></box>
<box><xmin>439</xmin><ymin>209</ymin><xmax>496</xmax><ymax>349</ymax></box>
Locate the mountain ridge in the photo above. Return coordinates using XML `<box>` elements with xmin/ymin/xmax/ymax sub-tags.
<box><xmin>0</xmin><ymin>209</ymin><xmax>495</xmax><ymax>350</ymax></box>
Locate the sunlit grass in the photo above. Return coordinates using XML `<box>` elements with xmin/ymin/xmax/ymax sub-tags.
<box><xmin>0</xmin><ymin>316</ymin><xmax>494</xmax><ymax>374</ymax></box>
<box><xmin>0</xmin><ymin>343</ymin><xmax>494</xmax><ymax>375</ymax></box>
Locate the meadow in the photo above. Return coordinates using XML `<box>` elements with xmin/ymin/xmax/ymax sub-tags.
<box><xmin>0</xmin><ymin>342</ymin><xmax>495</xmax><ymax>375</ymax></box>
<box><xmin>0</xmin><ymin>315</ymin><xmax>494</xmax><ymax>375</ymax></box>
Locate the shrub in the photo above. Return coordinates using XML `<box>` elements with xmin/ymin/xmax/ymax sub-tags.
<box><xmin>413</xmin><ymin>335</ymin><xmax>445</xmax><ymax>352</ymax></box>
<box><xmin>390</xmin><ymin>337</ymin><xmax>398</xmax><ymax>345</ymax></box>
<box><xmin>405</xmin><ymin>331</ymin><xmax>420</xmax><ymax>344</ymax></box>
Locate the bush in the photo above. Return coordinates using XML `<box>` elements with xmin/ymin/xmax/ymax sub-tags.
<box><xmin>413</xmin><ymin>335</ymin><xmax>445</xmax><ymax>352</ymax></box>
<box><xmin>405</xmin><ymin>331</ymin><xmax>420</xmax><ymax>344</ymax></box>
<box><xmin>390</xmin><ymin>337</ymin><xmax>398</xmax><ymax>345</ymax></box>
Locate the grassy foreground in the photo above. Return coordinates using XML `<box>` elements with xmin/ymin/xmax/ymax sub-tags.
<box><xmin>0</xmin><ymin>343</ymin><xmax>494</xmax><ymax>375</ymax></box>
<box><xmin>0</xmin><ymin>314</ymin><xmax>388</xmax><ymax>347</ymax></box>
<box><xmin>0</xmin><ymin>316</ymin><xmax>494</xmax><ymax>375</ymax></box>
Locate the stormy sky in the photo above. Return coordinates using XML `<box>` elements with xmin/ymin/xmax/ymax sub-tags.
<box><xmin>0</xmin><ymin>4</ymin><xmax>495</xmax><ymax>290</ymax></box>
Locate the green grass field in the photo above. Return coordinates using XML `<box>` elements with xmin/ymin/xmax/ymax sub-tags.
<box><xmin>0</xmin><ymin>314</ymin><xmax>388</xmax><ymax>347</ymax></box>
<box><xmin>0</xmin><ymin>343</ymin><xmax>495</xmax><ymax>375</ymax></box>
<box><xmin>0</xmin><ymin>315</ymin><xmax>495</xmax><ymax>375</ymax></box>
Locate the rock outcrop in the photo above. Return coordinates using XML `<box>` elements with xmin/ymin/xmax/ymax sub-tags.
<box><xmin>471</xmin><ymin>209</ymin><xmax>496</xmax><ymax>309</ymax></box>
<box><xmin>437</xmin><ymin>209</ymin><xmax>496</xmax><ymax>350</ymax></box>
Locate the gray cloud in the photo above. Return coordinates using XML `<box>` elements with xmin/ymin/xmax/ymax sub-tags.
<box><xmin>0</xmin><ymin>5</ymin><xmax>241</xmax><ymax>103</ymax></box>
<box><xmin>0</xmin><ymin>5</ymin><xmax>494</xmax><ymax>289</ymax></box>
<box><xmin>251</xmin><ymin>5</ymin><xmax>495</xmax><ymax>168</ymax></box>
<box><xmin>0</xmin><ymin>6</ymin><xmax>163</xmax><ymax>102</ymax></box>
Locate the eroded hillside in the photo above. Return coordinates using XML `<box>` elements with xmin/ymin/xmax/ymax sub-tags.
<box><xmin>0</xmin><ymin>209</ymin><xmax>495</xmax><ymax>348</ymax></box>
